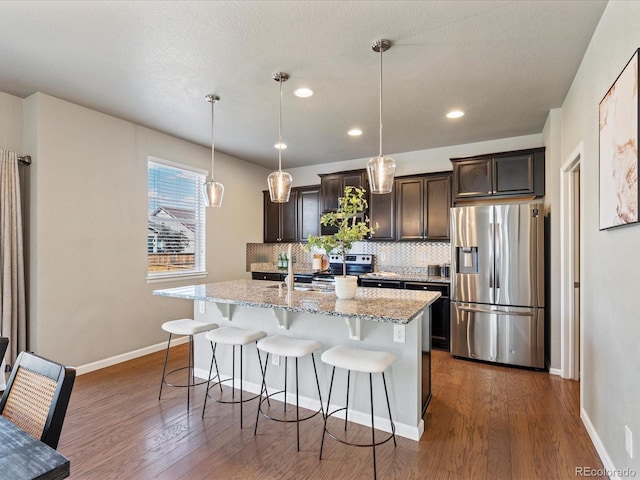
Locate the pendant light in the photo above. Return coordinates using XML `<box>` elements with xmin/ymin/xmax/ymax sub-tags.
<box><xmin>366</xmin><ymin>39</ymin><xmax>396</xmax><ymax>195</ymax></box>
<box><xmin>202</xmin><ymin>94</ymin><xmax>224</xmax><ymax>207</ymax></box>
<box><xmin>267</xmin><ymin>72</ymin><xmax>293</xmax><ymax>203</ymax></box>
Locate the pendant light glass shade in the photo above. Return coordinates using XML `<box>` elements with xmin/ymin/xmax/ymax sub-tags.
<box><xmin>267</xmin><ymin>170</ymin><xmax>293</xmax><ymax>203</ymax></box>
<box><xmin>268</xmin><ymin>72</ymin><xmax>293</xmax><ymax>203</ymax></box>
<box><xmin>367</xmin><ymin>155</ymin><xmax>396</xmax><ymax>194</ymax></box>
<box><xmin>367</xmin><ymin>39</ymin><xmax>396</xmax><ymax>195</ymax></box>
<box><xmin>203</xmin><ymin>94</ymin><xmax>224</xmax><ymax>207</ymax></box>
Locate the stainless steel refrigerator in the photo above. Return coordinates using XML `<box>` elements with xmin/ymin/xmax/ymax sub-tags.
<box><xmin>450</xmin><ymin>203</ymin><xmax>545</xmax><ymax>368</ymax></box>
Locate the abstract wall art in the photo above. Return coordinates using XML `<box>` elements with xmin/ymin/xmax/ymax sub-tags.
<box><xmin>599</xmin><ymin>49</ymin><xmax>639</xmax><ymax>230</ymax></box>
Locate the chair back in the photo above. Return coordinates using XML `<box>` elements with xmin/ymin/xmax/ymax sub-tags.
<box><xmin>0</xmin><ymin>337</ymin><xmax>7</xmax><ymax>363</ymax></box>
<box><xmin>0</xmin><ymin>351</ymin><xmax>76</xmax><ymax>449</ymax></box>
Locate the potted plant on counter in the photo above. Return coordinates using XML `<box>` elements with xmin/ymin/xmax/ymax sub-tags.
<box><xmin>306</xmin><ymin>186</ymin><xmax>374</xmax><ymax>299</ymax></box>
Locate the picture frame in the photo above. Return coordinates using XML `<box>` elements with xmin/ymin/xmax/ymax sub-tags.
<box><xmin>599</xmin><ymin>49</ymin><xmax>640</xmax><ymax>230</ymax></box>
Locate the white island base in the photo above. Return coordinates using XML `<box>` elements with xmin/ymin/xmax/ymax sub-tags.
<box><xmin>154</xmin><ymin>280</ymin><xmax>439</xmax><ymax>441</ymax></box>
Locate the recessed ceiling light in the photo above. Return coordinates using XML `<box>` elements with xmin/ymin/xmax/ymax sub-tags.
<box><xmin>274</xmin><ymin>142</ymin><xmax>287</xmax><ymax>150</ymax></box>
<box><xmin>294</xmin><ymin>88</ymin><xmax>313</xmax><ymax>98</ymax></box>
<box><xmin>446</xmin><ymin>110</ymin><xmax>465</xmax><ymax>119</ymax></box>
<box><xmin>348</xmin><ymin>128</ymin><xmax>363</xmax><ymax>136</ymax></box>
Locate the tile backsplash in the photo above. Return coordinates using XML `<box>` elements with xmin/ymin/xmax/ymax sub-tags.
<box><xmin>246</xmin><ymin>241</ymin><xmax>451</xmax><ymax>272</ymax></box>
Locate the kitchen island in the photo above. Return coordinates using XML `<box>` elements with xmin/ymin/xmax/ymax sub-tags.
<box><xmin>154</xmin><ymin>279</ymin><xmax>439</xmax><ymax>441</ymax></box>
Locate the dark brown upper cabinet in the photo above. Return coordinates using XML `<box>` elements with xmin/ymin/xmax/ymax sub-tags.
<box><xmin>369</xmin><ymin>190</ymin><xmax>395</xmax><ymax>241</ymax></box>
<box><xmin>263</xmin><ymin>186</ymin><xmax>321</xmax><ymax>243</ymax></box>
<box><xmin>425</xmin><ymin>175</ymin><xmax>452</xmax><ymax>240</ymax></box>
<box><xmin>297</xmin><ymin>185</ymin><xmax>321</xmax><ymax>241</ymax></box>
<box><xmin>263</xmin><ymin>190</ymin><xmax>298</xmax><ymax>243</ymax></box>
<box><xmin>395</xmin><ymin>173</ymin><xmax>452</xmax><ymax>241</ymax></box>
<box><xmin>319</xmin><ymin>170</ymin><xmax>366</xmax><ymax>212</ymax></box>
<box><xmin>451</xmin><ymin>147</ymin><xmax>545</xmax><ymax>203</ymax></box>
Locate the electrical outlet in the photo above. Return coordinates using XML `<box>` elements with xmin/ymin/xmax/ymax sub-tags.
<box><xmin>198</xmin><ymin>301</ymin><xmax>206</xmax><ymax>314</ymax></box>
<box><xmin>626</xmin><ymin>425</ymin><xmax>634</xmax><ymax>458</ymax></box>
<box><xmin>393</xmin><ymin>325</ymin><xmax>405</xmax><ymax>343</ymax></box>
<box><xmin>419</xmin><ymin>252</ymin><xmax>428</xmax><ymax>262</ymax></box>
<box><xmin>272</xmin><ymin>355</ymin><xmax>280</xmax><ymax>366</ymax></box>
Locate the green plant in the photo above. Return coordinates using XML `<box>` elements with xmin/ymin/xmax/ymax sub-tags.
<box><xmin>305</xmin><ymin>186</ymin><xmax>374</xmax><ymax>276</ymax></box>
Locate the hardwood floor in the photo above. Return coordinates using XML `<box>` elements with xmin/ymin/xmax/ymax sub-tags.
<box><xmin>58</xmin><ymin>346</ymin><xmax>606</xmax><ymax>479</ymax></box>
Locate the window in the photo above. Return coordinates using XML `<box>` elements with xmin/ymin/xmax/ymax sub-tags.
<box><xmin>147</xmin><ymin>157</ymin><xmax>207</xmax><ymax>280</ymax></box>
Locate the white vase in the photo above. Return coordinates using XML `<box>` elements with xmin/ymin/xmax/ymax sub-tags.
<box><xmin>334</xmin><ymin>275</ymin><xmax>358</xmax><ymax>300</ymax></box>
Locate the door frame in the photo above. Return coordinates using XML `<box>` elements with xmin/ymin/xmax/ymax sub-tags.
<box><xmin>560</xmin><ymin>141</ymin><xmax>583</xmax><ymax>381</ymax></box>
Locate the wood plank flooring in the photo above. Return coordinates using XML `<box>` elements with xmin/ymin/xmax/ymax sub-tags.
<box><xmin>57</xmin><ymin>346</ymin><xmax>606</xmax><ymax>479</ymax></box>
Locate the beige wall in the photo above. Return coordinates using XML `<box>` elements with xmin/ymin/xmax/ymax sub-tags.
<box><xmin>20</xmin><ymin>92</ymin><xmax>267</xmax><ymax>367</ymax></box>
<box><xmin>542</xmin><ymin>108</ymin><xmax>562</xmax><ymax>369</ymax></box>
<box><xmin>0</xmin><ymin>91</ymin><xmax>23</xmax><ymax>152</ymax></box>
<box><xmin>560</xmin><ymin>1</ymin><xmax>640</xmax><ymax>472</ymax></box>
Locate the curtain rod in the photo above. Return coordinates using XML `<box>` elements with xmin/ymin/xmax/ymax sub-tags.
<box><xmin>18</xmin><ymin>155</ymin><xmax>31</xmax><ymax>165</ymax></box>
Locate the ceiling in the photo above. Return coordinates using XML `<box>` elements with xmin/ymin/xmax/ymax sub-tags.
<box><xmin>0</xmin><ymin>1</ymin><xmax>607</xmax><ymax>169</ymax></box>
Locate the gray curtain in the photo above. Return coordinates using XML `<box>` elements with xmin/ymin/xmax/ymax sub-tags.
<box><xmin>0</xmin><ymin>149</ymin><xmax>27</xmax><ymax>367</ymax></box>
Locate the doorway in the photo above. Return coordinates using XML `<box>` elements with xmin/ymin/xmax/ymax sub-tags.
<box><xmin>560</xmin><ymin>142</ymin><xmax>583</xmax><ymax>381</ymax></box>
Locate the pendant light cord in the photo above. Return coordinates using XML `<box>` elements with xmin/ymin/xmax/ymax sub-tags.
<box><xmin>210</xmin><ymin>98</ymin><xmax>215</xmax><ymax>180</ymax></box>
<box><xmin>379</xmin><ymin>44</ymin><xmax>383</xmax><ymax>157</ymax></box>
<box><xmin>278</xmin><ymin>76</ymin><xmax>283</xmax><ymax>172</ymax></box>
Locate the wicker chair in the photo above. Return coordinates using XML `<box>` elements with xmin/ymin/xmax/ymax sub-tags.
<box><xmin>0</xmin><ymin>351</ymin><xmax>76</xmax><ymax>449</ymax></box>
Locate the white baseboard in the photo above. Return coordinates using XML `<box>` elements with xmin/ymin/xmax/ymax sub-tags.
<box><xmin>581</xmin><ymin>407</ymin><xmax>621</xmax><ymax>479</ymax></box>
<box><xmin>75</xmin><ymin>337</ymin><xmax>188</xmax><ymax>376</ymax></box>
<box><xmin>195</xmin><ymin>366</ymin><xmax>423</xmax><ymax>441</ymax></box>
<box><xmin>548</xmin><ymin>367</ymin><xmax>562</xmax><ymax>376</ymax></box>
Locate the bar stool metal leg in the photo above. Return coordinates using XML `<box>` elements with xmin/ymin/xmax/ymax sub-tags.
<box><xmin>369</xmin><ymin>373</ymin><xmax>376</xmax><ymax>480</ymax></box>
<box><xmin>158</xmin><ymin>333</ymin><xmax>173</xmax><ymax>400</ymax></box>
<box><xmin>254</xmin><ymin>353</ymin><xmax>269</xmax><ymax>435</ymax></box>
<box><xmin>319</xmin><ymin>366</ymin><xmax>336</xmax><ymax>460</ymax></box>
<box><xmin>382</xmin><ymin>372</ymin><xmax>397</xmax><ymax>447</ymax></box>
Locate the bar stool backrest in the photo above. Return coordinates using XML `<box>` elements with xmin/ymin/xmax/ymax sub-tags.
<box><xmin>0</xmin><ymin>351</ymin><xmax>76</xmax><ymax>449</ymax></box>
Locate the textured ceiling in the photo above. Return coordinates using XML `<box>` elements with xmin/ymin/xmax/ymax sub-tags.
<box><xmin>0</xmin><ymin>1</ymin><xmax>607</xmax><ymax>169</ymax></box>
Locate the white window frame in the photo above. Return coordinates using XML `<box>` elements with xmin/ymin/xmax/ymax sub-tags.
<box><xmin>146</xmin><ymin>156</ymin><xmax>208</xmax><ymax>283</ymax></box>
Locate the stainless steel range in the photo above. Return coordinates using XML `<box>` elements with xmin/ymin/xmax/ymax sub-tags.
<box><xmin>312</xmin><ymin>254</ymin><xmax>374</xmax><ymax>285</ymax></box>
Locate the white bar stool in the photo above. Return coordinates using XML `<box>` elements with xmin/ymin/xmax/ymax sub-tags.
<box><xmin>202</xmin><ymin>326</ymin><xmax>267</xmax><ymax>428</ymax></box>
<box><xmin>158</xmin><ymin>318</ymin><xmax>218</xmax><ymax>410</ymax></box>
<box><xmin>254</xmin><ymin>335</ymin><xmax>324</xmax><ymax>451</ymax></box>
<box><xmin>319</xmin><ymin>345</ymin><xmax>397</xmax><ymax>480</ymax></box>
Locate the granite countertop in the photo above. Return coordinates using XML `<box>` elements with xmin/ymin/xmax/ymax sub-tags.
<box><xmin>250</xmin><ymin>263</ymin><xmax>315</xmax><ymax>275</ymax></box>
<box><xmin>359</xmin><ymin>272</ymin><xmax>450</xmax><ymax>284</ymax></box>
<box><xmin>154</xmin><ymin>279</ymin><xmax>439</xmax><ymax>325</ymax></box>
<box><xmin>250</xmin><ymin>263</ymin><xmax>450</xmax><ymax>284</ymax></box>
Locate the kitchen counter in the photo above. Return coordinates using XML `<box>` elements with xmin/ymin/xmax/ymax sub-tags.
<box><xmin>251</xmin><ymin>263</ymin><xmax>450</xmax><ymax>284</ymax></box>
<box><xmin>250</xmin><ymin>262</ymin><xmax>315</xmax><ymax>275</ymax></box>
<box><xmin>154</xmin><ymin>279</ymin><xmax>439</xmax><ymax>441</ymax></box>
<box><xmin>360</xmin><ymin>271</ymin><xmax>450</xmax><ymax>284</ymax></box>
<box><xmin>154</xmin><ymin>279</ymin><xmax>439</xmax><ymax>325</ymax></box>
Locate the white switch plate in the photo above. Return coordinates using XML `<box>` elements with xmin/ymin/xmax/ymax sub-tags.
<box><xmin>272</xmin><ymin>355</ymin><xmax>280</xmax><ymax>366</ymax></box>
<box><xmin>626</xmin><ymin>425</ymin><xmax>633</xmax><ymax>458</ymax></box>
<box><xmin>198</xmin><ymin>301</ymin><xmax>206</xmax><ymax>314</ymax></box>
<box><xmin>393</xmin><ymin>325</ymin><xmax>405</xmax><ymax>343</ymax></box>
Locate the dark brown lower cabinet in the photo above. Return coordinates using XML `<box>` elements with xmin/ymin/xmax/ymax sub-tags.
<box><xmin>404</xmin><ymin>282</ymin><xmax>450</xmax><ymax>351</ymax></box>
<box><xmin>359</xmin><ymin>279</ymin><xmax>450</xmax><ymax>352</ymax></box>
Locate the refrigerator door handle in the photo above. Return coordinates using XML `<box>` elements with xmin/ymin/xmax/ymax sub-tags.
<box><xmin>495</xmin><ymin>222</ymin><xmax>501</xmax><ymax>290</ymax></box>
<box><xmin>489</xmin><ymin>223</ymin><xmax>494</xmax><ymax>289</ymax></box>
<box><xmin>458</xmin><ymin>305</ymin><xmax>534</xmax><ymax>317</ymax></box>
